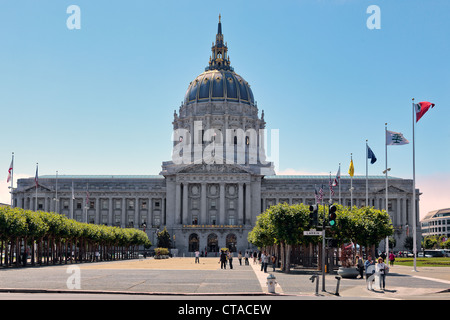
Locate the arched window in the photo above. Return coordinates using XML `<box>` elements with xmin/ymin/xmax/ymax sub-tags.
<box><xmin>207</xmin><ymin>233</ymin><xmax>218</xmax><ymax>253</ymax></box>
<box><xmin>226</xmin><ymin>233</ymin><xmax>237</xmax><ymax>252</ymax></box>
<box><xmin>189</xmin><ymin>233</ymin><xmax>199</xmax><ymax>252</ymax></box>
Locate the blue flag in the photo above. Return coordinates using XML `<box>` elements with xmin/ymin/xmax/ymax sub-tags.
<box><xmin>367</xmin><ymin>146</ymin><xmax>377</xmax><ymax>164</ymax></box>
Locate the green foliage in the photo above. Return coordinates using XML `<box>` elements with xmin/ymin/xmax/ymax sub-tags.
<box><xmin>157</xmin><ymin>227</ymin><xmax>172</xmax><ymax>249</ymax></box>
<box><xmin>0</xmin><ymin>206</ymin><xmax>151</xmax><ymax>247</ymax></box>
<box><xmin>154</xmin><ymin>247</ymin><xmax>169</xmax><ymax>256</ymax></box>
<box><xmin>248</xmin><ymin>203</ymin><xmax>394</xmax><ymax>248</ymax></box>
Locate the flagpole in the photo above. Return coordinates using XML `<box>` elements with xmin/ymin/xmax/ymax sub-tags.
<box><xmin>412</xmin><ymin>98</ymin><xmax>417</xmax><ymax>272</ymax></box>
<box><xmin>35</xmin><ymin>163</ymin><xmax>38</xmax><ymax>211</ymax></box>
<box><xmin>350</xmin><ymin>154</ymin><xmax>353</xmax><ymax>207</ymax></box>
<box><xmin>384</xmin><ymin>123</ymin><xmax>389</xmax><ymax>261</ymax></box>
<box><xmin>338</xmin><ymin>163</ymin><xmax>341</xmax><ymax>205</ymax></box>
<box><xmin>55</xmin><ymin>171</ymin><xmax>59</xmax><ymax>214</ymax></box>
<box><xmin>71</xmin><ymin>181</ymin><xmax>75</xmax><ymax>220</ymax></box>
<box><xmin>10</xmin><ymin>152</ymin><xmax>14</xmax><ymax>207</ymax></box>
<box><xmin>366</xmin><ymin>140</ymin><xmax>368</xmax><ymax>206</ymax></box>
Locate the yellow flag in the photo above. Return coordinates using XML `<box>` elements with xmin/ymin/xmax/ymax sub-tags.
<box><xmin>348</xmin><ymin>159</ymin><xmax>354</xmax><ymax>177</ymax></box>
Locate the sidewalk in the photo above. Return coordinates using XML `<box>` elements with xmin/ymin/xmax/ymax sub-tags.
<box><xmin>0</xmin><ymin>257</ymin><xmax>449</xmax><ymax>299</ymax></box>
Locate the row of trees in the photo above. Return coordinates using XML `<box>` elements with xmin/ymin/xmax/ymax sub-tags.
<box><xmin>248</xmin><ymin>203</ymin><xmax>393</xmax><ymax>273</ymax></box>
<box><xmin>0</xmin><ymin>206</ymin><xmax>151</xmax><ymax>268</ymax></box>
<box><xmin>422</xmin><ymin>235</ymin><xmax>450</xmax><ymax>249</ymax></box>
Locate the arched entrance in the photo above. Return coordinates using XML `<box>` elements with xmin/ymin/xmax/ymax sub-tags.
<box><xmin>188</xmin><ymin>233</ymin><xmax>199</xmax><ymax>252</ymax></box>
<box><xmin>226</xmin><ymin>233</ymin><xmax>237</xmax><ymax>252</ymax></box>
<box><xmin>207</xmin><ymin>233</ymin><xmax>218</xmax><ymax>253</ymax></box>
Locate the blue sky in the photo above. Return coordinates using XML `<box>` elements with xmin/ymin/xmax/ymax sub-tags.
<box><xmin>0</xmin><ymin>0</ymin><xmax>448</xmax><ymax>218</ymax></box>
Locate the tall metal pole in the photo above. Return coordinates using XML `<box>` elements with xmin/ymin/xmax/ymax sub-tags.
<box><xmin>9</xmin><ymin>152</ymin><xmax>14</xmax><ymax>207</ymax></box>
<box><xmin>55</xmin><ymin>171</ymin><xmax>59</xmax><ymax>214</ymax></box>
<box><xmin>322</xmin><ymin>198</ymin><xmax>326</xmax><ymax>292</ymax></box>
<box><xmin>412</xmin><ymin>98</ymin><xmax>417</xmax><ymax>272</ymax></box>
<box><xmin>366</xmin><ymin>140</ymin><xmax>368</xmax><ymax>206</ymax></box>
<box><xmin>385</xmin><ymin>123</ymin><xmax>389</xmax><ymax>264</ymax></box>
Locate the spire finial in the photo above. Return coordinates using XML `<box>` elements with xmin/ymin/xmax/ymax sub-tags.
<box><xmin>219</xmin><ymin>14</ymin><xmax>221</xmax><ymax>22</ymax></box>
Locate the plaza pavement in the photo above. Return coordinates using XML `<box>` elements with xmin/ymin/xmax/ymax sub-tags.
<box><xmin>0</xmin><ymin>257</ymin><xmax>449</xmax><ymax>300</ymax></box>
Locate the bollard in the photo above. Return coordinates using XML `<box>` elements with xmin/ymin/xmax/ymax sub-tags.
<box><xmin>335</xmin><ymin>276</ymin><xmax>341</xmax><ymax>296</ymax></box>
<box><xmin>266</xmin><ymin>274</ymin><xmax>277</xmax><ymax>294</ymax></box>
<box><xmin>309</xmin><ymin>274</ymin><xmax>320</xmax><ymax>296</ymax></box>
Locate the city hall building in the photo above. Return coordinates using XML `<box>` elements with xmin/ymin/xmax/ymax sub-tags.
<box><xmin>13</xmin><ymin>17</ymin><xmax>421</xmax><ymax>255</ymax></box>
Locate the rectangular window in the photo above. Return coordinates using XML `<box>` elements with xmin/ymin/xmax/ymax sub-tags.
<box><xmin>102</xmin><ymin>200</ymin><xmax>108</xmax><ymax>210</ymax></box>
<box><xmin>115</xmin><ymin>200</ymin><xmax>121</xmax><ymax>209</ymax></box>
<box><xmin>141</xmin><ymin>201</ymin><xmax>147</xmax><ymax>210</ymax></box>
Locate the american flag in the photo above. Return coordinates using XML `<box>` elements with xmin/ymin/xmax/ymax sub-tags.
<box><xmin>329</xmin><ymin>176</ymin><xmax>335</xmax><ymax>196</ymax></box>
<box><xmin>314</xmin><ymin>186</ymin><xmax>321</xmax><ymax>203</ymax></box>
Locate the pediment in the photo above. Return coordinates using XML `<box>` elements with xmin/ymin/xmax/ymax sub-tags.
<box><xmin>23</xmin><ymin>184</ymin><xmax>52</xmax><ymax>192</ymax></box>
<box><xmin>376</xmin><ymin>185</ymin><xmax>406</xmax><ymax>194</ymax></box>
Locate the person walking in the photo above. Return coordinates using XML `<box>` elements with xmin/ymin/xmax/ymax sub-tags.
<box><xmin>220</xmin><ymin>250</ymin><xmax>227</xmax><ymax>269</ymax></box>
<box><xmin>244</xmin><ymin>251</ymin><xmax>249</xmax><ymax>265</ymax></box>
<box><xmin>271</xmin><ymin>254</ymin><xmax>276</xmax><ymax>272</ymax></box>
<box><xmin>262</xmin><ymin>251</ymin><xmax>269</xmax><ymax>273</ymax></box>
<box><xmin>253</xmin><ymin>251</ymin><xmax>257</xmax><ymax>265</ymax></box>
<box><xmin>376</xmin><ymin>257</ymin><xmax>388</xmax><ymax>290</ymax></box>
<box><xmin>389</xmin><ymin>252</ymin><xmax>395</xmax><ymax>266</ymax></box>
<box><xmin>260</xmin><ymin>251</ymin><xmax>266</xmax><ymax>271</ymax></box>
<box><xmin>228</xmin><ymin>251</ymin><xmax>234</xmax><ymax>269</ymax></box>
<box><xmin>195</xmin><ymin>250</ymin><xmax>200</xmax><ymax>264</ymax></box>
<box><xmin>238</xmin><ymin>251</ymin><xmax>242</xmax><ymax>266</ymax></box>
<box><xmin>356</xmin><ymin>255</ymin><xmax>364</xmax><ymax>279</ymax></box>
<box><xmin>364</xmin><ymin>255</ymin><xmax>375</xmax><ymax>290</ymax></box>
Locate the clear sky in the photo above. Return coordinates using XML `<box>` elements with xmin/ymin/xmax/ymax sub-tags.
<box><xmin>0</xmin><ymin>0</ymin><xmax>448</xmax><ymax>219</ymax></box>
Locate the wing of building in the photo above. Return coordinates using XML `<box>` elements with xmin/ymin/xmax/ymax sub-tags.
<box><xmin>13</xmin><ymin>17</ymin><xmax>420</xmax><ymax>255</ymax></box>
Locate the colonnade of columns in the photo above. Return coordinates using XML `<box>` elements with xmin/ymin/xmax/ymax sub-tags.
<box><xmin>175</xmin><ymin>181</ymin><xmax>251</xmax><ymax>226</ymax></box>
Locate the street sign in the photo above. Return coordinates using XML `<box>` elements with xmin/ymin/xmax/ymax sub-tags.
<box><xmin>304</xmin><ymin>229</ymin><xmax>323</xmax><ymax>236</ymax></box>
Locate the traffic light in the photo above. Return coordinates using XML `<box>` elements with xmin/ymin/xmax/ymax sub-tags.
<box><xmin>328</xmin><ymin>204</ymin><xmax>337</xmax><ymax>227</ymax></box>
<box><xmin>309</xmin><ymin>204</ymin><xmax>318</xmax><ymax>228</ymax></box>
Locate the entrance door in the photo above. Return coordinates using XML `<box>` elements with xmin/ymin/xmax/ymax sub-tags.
<box><xmin>207</xmin><ymin>233</ymin><xmax>218</xmax><ymax>253</ymax></box>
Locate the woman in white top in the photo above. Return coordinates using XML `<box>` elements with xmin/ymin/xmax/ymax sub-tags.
<box><xmin>375</xmin><ymin>257</ymin><xmax>388</xmax><ymax>290</ymax></box>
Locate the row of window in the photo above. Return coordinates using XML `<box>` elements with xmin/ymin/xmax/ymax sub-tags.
<box><xmin>36</xmin><ymin>199</ymin><xmax>161</xmax><ymax>211</ymax></box>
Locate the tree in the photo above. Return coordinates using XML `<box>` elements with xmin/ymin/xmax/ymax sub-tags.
<box><xmin>157</xmin><ymin>227</ymin><xmax>172</xmax><ymax>249</ymax></box>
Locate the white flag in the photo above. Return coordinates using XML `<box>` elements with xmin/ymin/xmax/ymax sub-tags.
<box><xmin>386</xmin><ymin>130</ymin><xmax>409</xmax><ymax>145</ymax></box>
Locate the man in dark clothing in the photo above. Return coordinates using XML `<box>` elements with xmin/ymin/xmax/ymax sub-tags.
<box><xmin>220</xmin><ymin>250</ymin><xmax>227</xmax><ymax>269</ymax></box>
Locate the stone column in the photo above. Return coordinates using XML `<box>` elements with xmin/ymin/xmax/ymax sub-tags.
<box><xmin>238</xmin><ymin>183</ymin><xmax>244</xmax><ymax>225</ymax></box>
<box><xmin>96</xmin><ymin>197</ymin><xmax>100</xmax><ymax>224</ymax></box>
<box><xmin>108</xmin><ymin>197</ymin><xmax>113</xmax><ymax>226</ymax></box>
<box><xmin>245</xmin><ymin>182</ymin><xmax>251</xmax><ymax>225</ymax></box>
<box><xmin>219</xmin><ymin>182</ymin><xmax>225</xmax><ymax>225</ymax></box>
<box><xmin>183</xmin><ymin>183</ymin><xmax>189</xmax><ymax>225</ymax></box>
<box><xmin>175</xmin><ymin>183</ymin><xmax>181</xmax><ymax>224</ymax></box>
<box><xmin>121</xmin><ymin>197</ymin><xmax>126</xmax><ymax>228</ymax></box>
<box><xmin>201</xmin><ymin>182</ymin><xmax>207</xmax><ymax>225</ymax></box>
<box><xmin>135</xmin><ymin>197</ymin><xmax>139</xmax><ymax>228</ymax></box>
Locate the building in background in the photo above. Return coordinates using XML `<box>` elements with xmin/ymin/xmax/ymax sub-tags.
<box><xmin>12</xmin><ymin>17</ymin><xmax>420</xmax><ymax>255</ymax></box>
<box><xmin>421</xmin><ymin>208</ymin><xmax>450</xmax><ymax>238</ymax></box>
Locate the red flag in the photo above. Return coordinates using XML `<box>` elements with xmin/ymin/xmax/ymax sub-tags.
<box><xmin>6</xmin><ymin>159</ymin><xmax>13</xmax><ymax>183</ymax></box>
<box><xmin>415</xmin><ymin>101</ymin><xmax>435</xmax><ymax>122</ymax></box>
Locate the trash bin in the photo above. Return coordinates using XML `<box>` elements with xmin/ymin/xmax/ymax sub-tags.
<box><xmin>266</xmin><ymin>274</ymin><xmax>277</xmax><ymax>294</ymax></box>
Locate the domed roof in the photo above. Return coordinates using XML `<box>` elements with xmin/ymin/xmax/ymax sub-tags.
<box><xmin>183</xmin><ymin>15</ymin><xmax>255</xmax><ymax>106</ymax></box>
<box><xmin>184</xmin><ymin>69</ymin><xmax>255</xmax><ymax>105</ymax></box>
